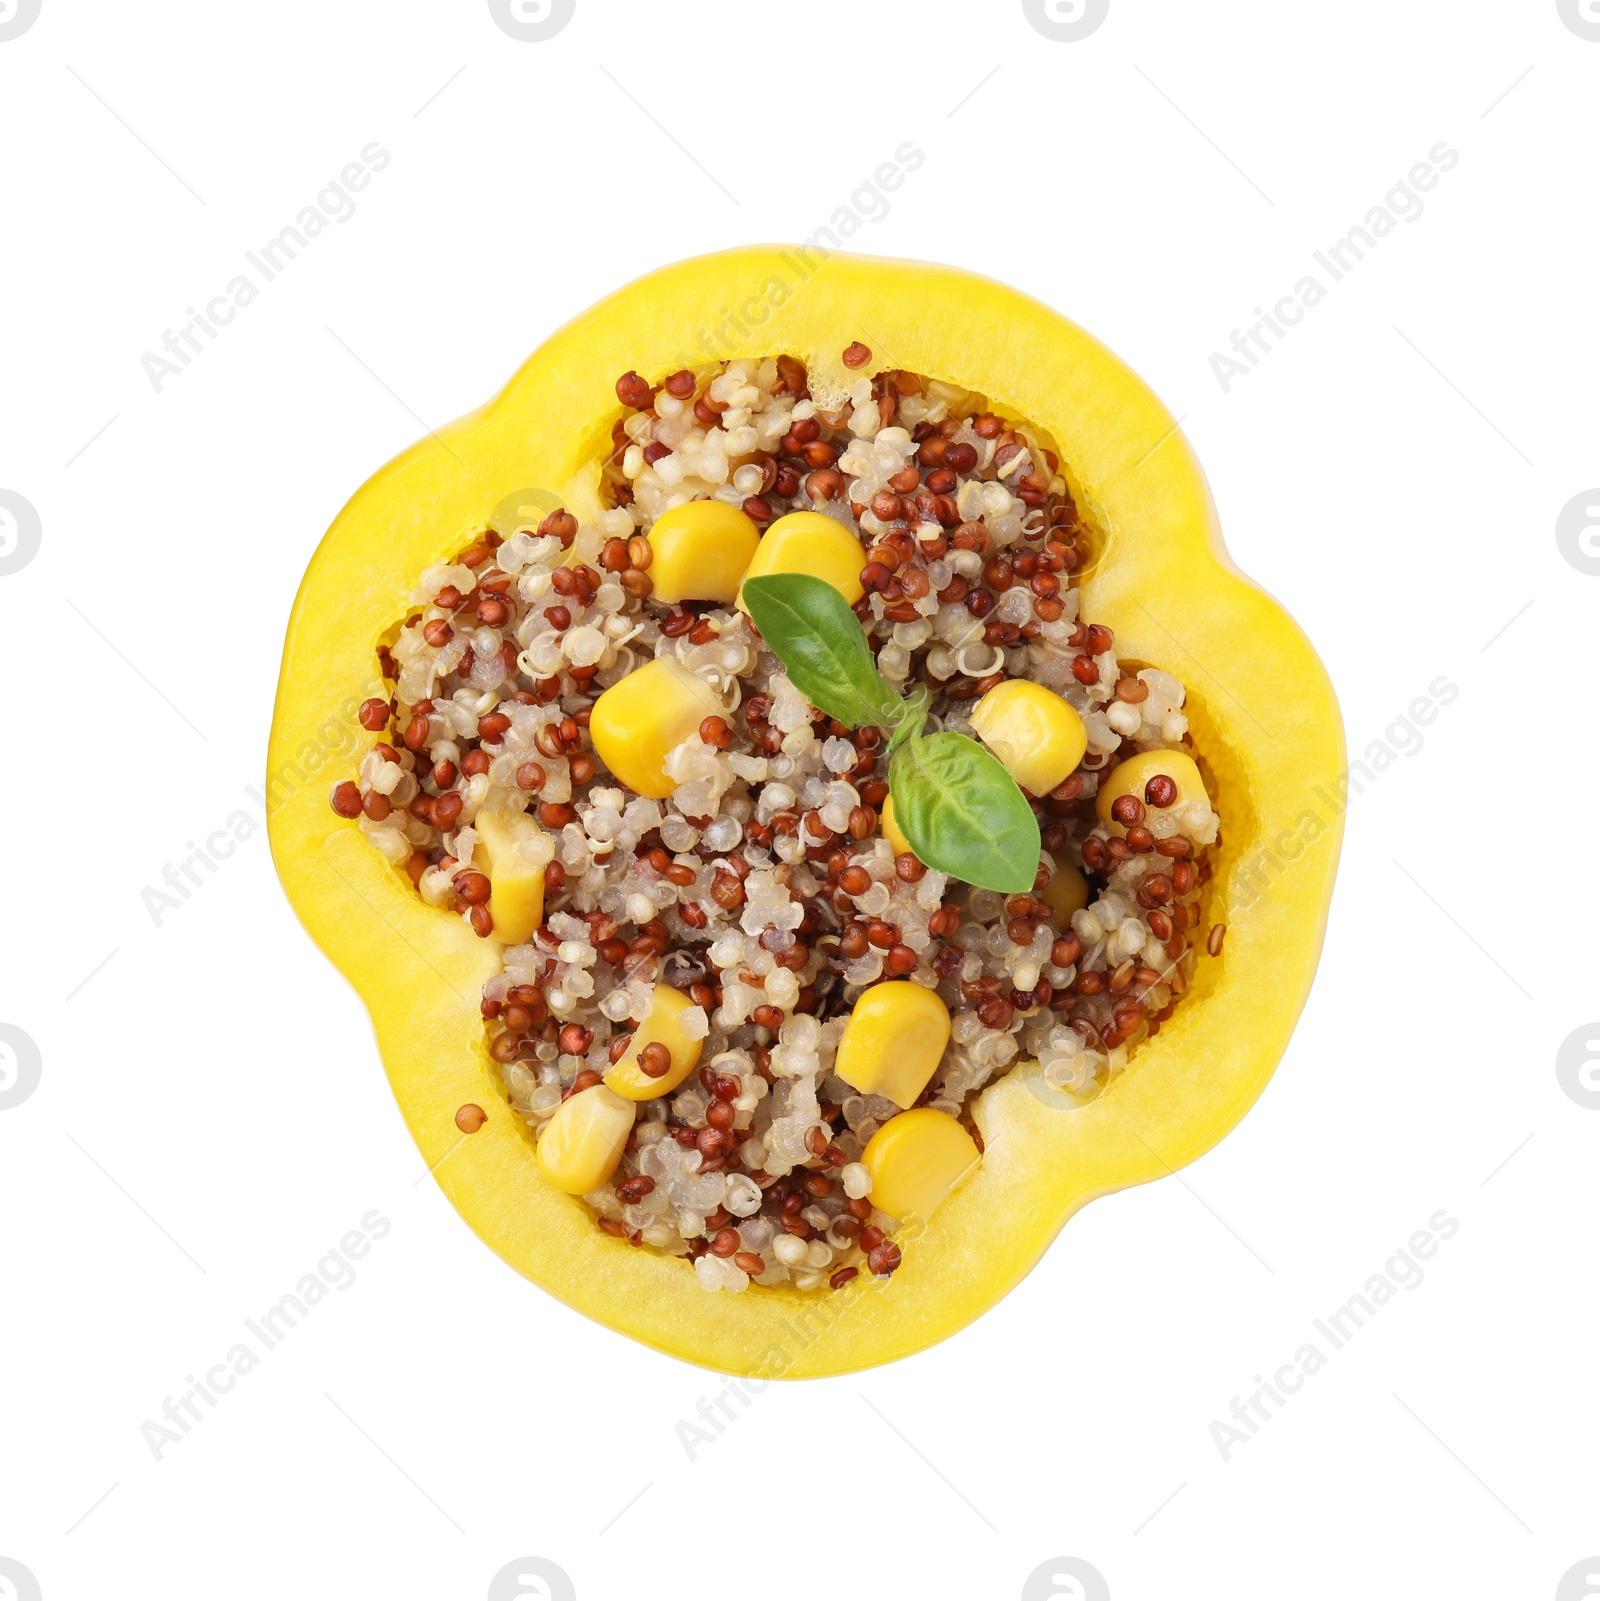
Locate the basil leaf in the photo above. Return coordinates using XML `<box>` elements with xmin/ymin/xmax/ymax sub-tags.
<box><xmin>742</xmin><ymin>573</ymin><xmax>902</xmax><ymax>729</ymax></box>
<box><xmin>885</xmin><ymin>683</ymin><xmax>929</xmax><ymax>758</ymax></box>
<box><xmin>889</xmin><ymin>733</ymin><xmax>1042</xmax><ymax>893</ymax></box>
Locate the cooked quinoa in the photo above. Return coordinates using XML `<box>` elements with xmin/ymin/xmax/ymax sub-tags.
<box><xmin>332</xmin><ymin>350</ymin><xmax>1221</xmax><ymax>1294</ymax></box>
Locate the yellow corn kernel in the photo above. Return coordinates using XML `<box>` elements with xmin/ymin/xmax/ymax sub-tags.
<box><xmin>861</xmin><ymin>1108</ymin><xmax>981</xmax><ymax>1225</ymax></box>
<box><xmin>1095</xmin><ymin>748</ymin><xmax>1208</xmax><ymax>830</ymax></box>
<box><xmin>536</xmin><ymin>1084</ymin><xmax>634</xmax><ymax>1195</ymax></box>
<box><xmin>603</xmin><ymin>983</ymin><xmax>705</xmax><ymax>1101</ymax></box>
<box><xmin>589</xmin><ymin>656</ymin><xmax>725</xmax><ymax>798</ymax></box>
<box><xmin>880</xmin><ymin>792</ymin><xmax>914</xmax><ymax>860</ymax></box>
<box><xmin>1041</xmin><ymin>856</ymin><xmax>1089</xmax><ymax>923</ymax></box>
<box><xmin>471</xmin><ymin>808</ymin><xmax>547</xmax><ymax>945</ymax></box>
<box><xmin>969</xmin><ymin>679</ymin><xmax>1087</xmax><ymax>796</ymax></box>
<box><xmin>647</xmin><ymin>499</ymin><xmax>761</xmax><ymax>604</ymax></box>
<box><xmin>834</xmin><ymin>981</ymin><xmax>951</xmax><ymax>1109</ymax></box>
<box><xmin>737</xmin><ymin>510</ymin><xmax>868</xmax><ymax>610</ymax></box>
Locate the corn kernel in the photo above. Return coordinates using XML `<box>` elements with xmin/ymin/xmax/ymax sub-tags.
<box><xmin>861</xmin><ymin>1108</ymin><xmax>980</xmax><ymax>1225</ymax></box>
<box><xmin>877</xmin><ymin>790</ymin><xmax>916</xmax><ymax>858</ymax></box>
<box><xmin>1095</xmin><ymin>748</ymin><xmax>1208</xmax><ymax>830</ymax></box>
<box><xmin>647</xmin><ymin>499</ymin><xmax>761</xmax><ymax>604</ymax></box>
<box><xmin>536</xmin><ymin>1083</ymin><xmax>634</xmax><ymax>1195</ymax></box>
<box><xmin>880</xmin><ymin>793</ymin><xmax>914</xmax><ymax>860</ymax></box>
<box><xmin>589</xmin><ymin>656</ymin><xmax>725</xmax><ymax>798</ymax></box>
<box><xmin>1041</xmin><ymin>856</ymin><xmax>1089</xmax><ymax>923</ymax></box>
<box><xmin>834</xmin><ymin>981</ymin><xmax>951</xmax><ymax>1109</ymax></box>
<box><xmin>737</xmin><ymin>510</ymin><xmax>868</xmax><ymax>610</ymax></box>
<box><xmin>969</xmin><ymin>679</ymin><xmax>1087</xmax><ymax>796</ymax></box>
<box><xmin>603</xmin><ymin>983</ymin><xmax>704</xmax><ymax>1100</ymax></box>
<box><xmin>471</xmin><ymin>809</ymin><xmax>547</xmax><ymax>944</ymax></box>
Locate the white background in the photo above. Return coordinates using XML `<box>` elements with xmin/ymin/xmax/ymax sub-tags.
<box><xmin>2</xmin><ymin>3</ymin><xmax>1597</xmax><ymax>1598</ymax></box>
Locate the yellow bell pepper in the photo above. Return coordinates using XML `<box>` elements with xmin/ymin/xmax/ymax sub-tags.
<box><xmin>268</xmin><ymin>247</ymin><xmax>1343</xmax><ymax>1378</ymax></box>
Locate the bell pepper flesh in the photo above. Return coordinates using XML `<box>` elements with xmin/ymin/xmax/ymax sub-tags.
<box><xmin>268</xmin><ymin>247</ymin><xmax>1343</xmax><ymax>1378</ymax></box>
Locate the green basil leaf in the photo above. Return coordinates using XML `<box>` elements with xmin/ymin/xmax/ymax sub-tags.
<box><xmin>742</xmin><ymin>573</ymin><xmax>902</xmax><ymax>729</ymax></box>
<box><xmin>889</xmin><ymin>732</ymin><xmax>1041</xmax><ymax>893</ymax></box>
<box><xmin>885</xmin><ymin>682</ymin><xmax>929</xmax><ymax>758</ymax></box>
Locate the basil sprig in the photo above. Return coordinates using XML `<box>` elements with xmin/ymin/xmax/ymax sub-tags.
<box><xmin>742</xmin><ymin>574</ymin><xmax>1041</xmax><ymax>893</ymax></box>
<box><xmin>741</xmin><ymin>570</ymin><xmax>903</xmax><ymax>728</ymax></box>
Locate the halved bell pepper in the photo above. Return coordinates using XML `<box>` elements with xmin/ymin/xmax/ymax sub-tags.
<box><xmin>268</xmin><ymin>247</ymin><xmax>1342</xmax><ymax>1378</ymax></box>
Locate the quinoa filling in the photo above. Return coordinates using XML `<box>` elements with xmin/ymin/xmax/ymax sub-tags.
<box><xmin>332</xmin><ymin>349</ymin><xmax>1222</xmax><ymax>1294</ymax></box>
